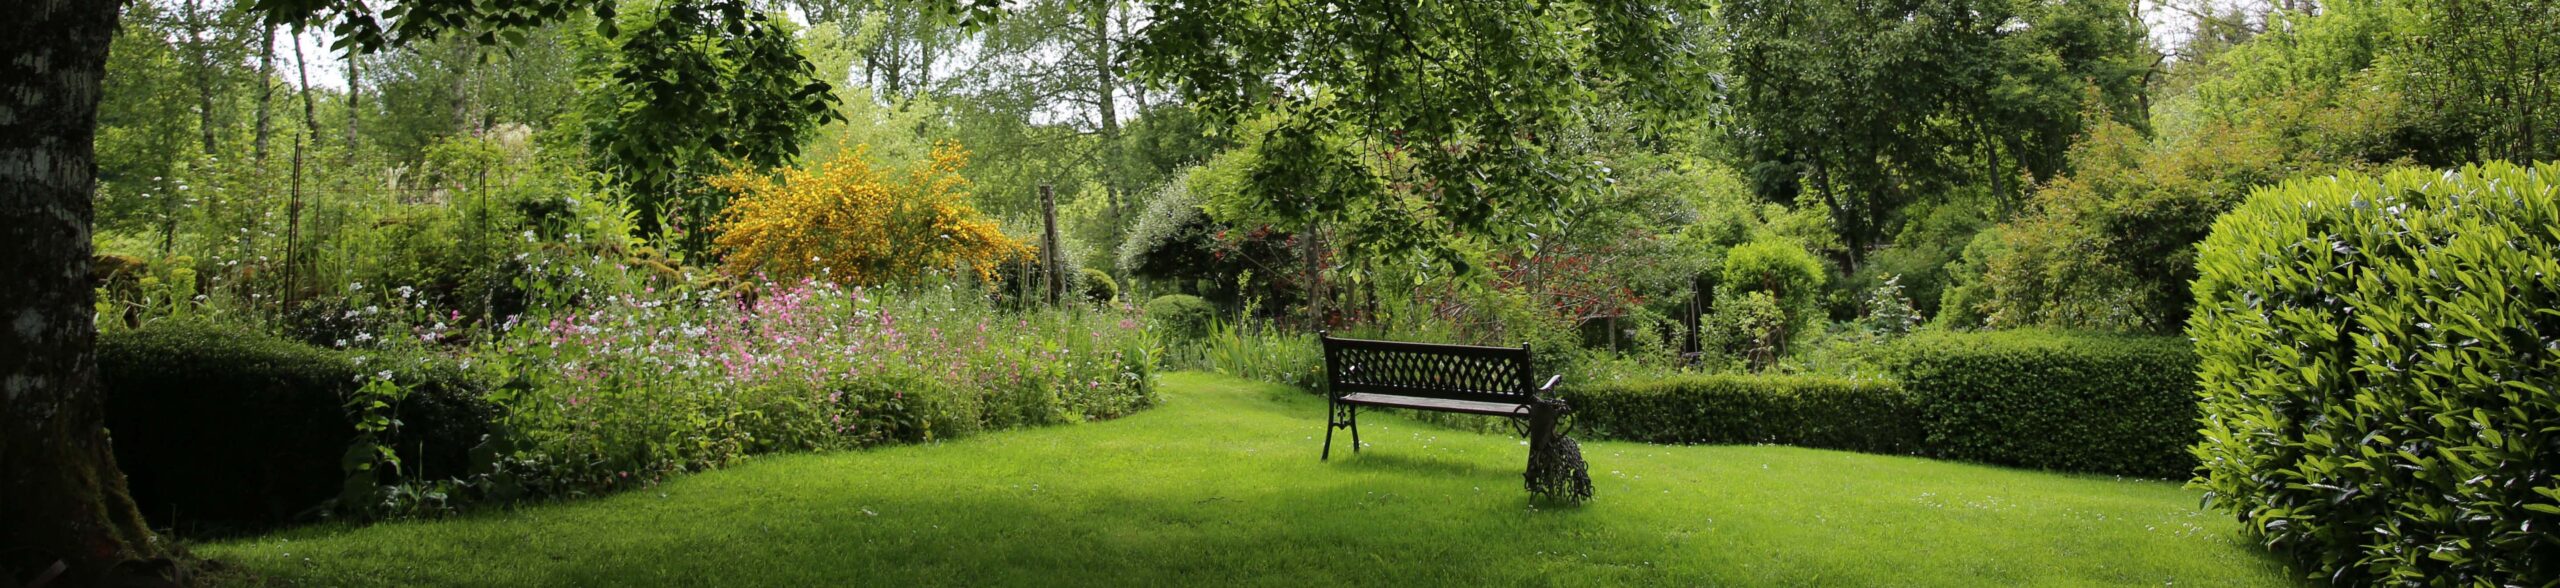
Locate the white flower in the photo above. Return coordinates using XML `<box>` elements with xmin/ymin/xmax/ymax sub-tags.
<box><xmin>376</xmin><ymin>370</ymin><xmax>394</xmax><ymax>381</ymax></box>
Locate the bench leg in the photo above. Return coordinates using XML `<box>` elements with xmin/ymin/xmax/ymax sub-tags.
<box><xmin>1349</xmin><ymin>405</ymin><xmax>1361</xmax><ymax>454</ymax></box>
<box><xmin>1323</xmin><ymin>400</ymin><xmax>1360</xmax><ymax>461</ymax></box>
<box><xmin>1322</xmin><ymin>400</ymin><xmax>1337</xmax><ymax>461</ymax></box>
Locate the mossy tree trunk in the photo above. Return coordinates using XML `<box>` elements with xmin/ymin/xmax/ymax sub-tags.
<box><xmin>1</xmin><ymin>0</ymin><xmax>166</xmax><ymax>583</ymax></box>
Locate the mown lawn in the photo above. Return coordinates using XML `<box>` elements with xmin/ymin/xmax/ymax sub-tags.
<box><xmin>202</xmin><ymin>373</ymin><xmax>2293</xmax><ymax>586</ymax></box>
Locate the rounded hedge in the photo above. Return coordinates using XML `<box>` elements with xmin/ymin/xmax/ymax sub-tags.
<box><xmin>100</xmin><ymin>320</ymin><xmax>493</xmax><ymax>536</ymax></box>
<box><xmin>1078</xmin><ymin>268</ymin><xmax>1118</xmax><ymax>304</ymax></box>
<box><xmin>1143</xmin><ymin>294</ymin><xmax>1216</xmax><ymax>340</ymax></box>
<box><xmin>2189</xmin><ymin>163</ymin><xmax>2560</xmax><ymax>584</ymax></box>
<box><xmin>1889</xmin><ymin>329</ymin><xmax>2199</xmax><ymax>479</ymax></box>
<box><xmin>1717</xmin><ymin>239</ymin><xmax>1827</xmax><ymax>364</ymax></box>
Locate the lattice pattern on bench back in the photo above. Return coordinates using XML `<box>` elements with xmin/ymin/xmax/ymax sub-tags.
<box><xmin>1323</xmin><ymin>334</ymin><xmax>1532</xmax><ymax>403</ymax></box>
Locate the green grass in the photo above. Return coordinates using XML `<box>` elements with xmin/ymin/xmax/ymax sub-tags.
<box><xmin>202</xmin><ymin>373</ymin><xmax>2294</xmax><ymax>586</ymax></box>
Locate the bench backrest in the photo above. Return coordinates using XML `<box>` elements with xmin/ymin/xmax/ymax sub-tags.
<box><xmin>1320</xmin><ymin>333</ymin><xmax>1535</xmax><ymax>403</ymax></box>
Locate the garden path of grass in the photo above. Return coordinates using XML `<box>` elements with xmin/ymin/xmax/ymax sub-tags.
<box><xmin>202</xmin><ymin>372</ymin><xmax>2295</xmax><ymax>587</ymax></box>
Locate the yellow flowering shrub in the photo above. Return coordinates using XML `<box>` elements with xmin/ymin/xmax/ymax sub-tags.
<box><xmin>710</xmin><ymin>143</ymin><xmax>1028</xmax><ymax>286</ymax></box>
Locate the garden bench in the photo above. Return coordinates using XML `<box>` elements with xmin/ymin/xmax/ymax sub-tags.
<box><xmin>1319</xmin><ymin>332</ymin><xmax>1589</xmax><ymax>500</ymax></box>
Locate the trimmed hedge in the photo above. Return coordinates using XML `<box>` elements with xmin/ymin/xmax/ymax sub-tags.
<box><xmin>1567</xmin><ymin>375</ymin><xmax>1919</xmax><ymax>455</ymax></box>
<box><xmin>2189</xmin><ymin>163</ymin><xmax>2560</xmax><ymax>585</ymax></box>
<box><xmin>1143</xmin><ymin>294</ymin><xmax>1216</xmax><ymax>340</ymax></box>
<box><xmin>1889</xmin><ymin>329</ymin><xmax>2199</xmax><ymax>479</ymax></box>
<box><xmin>100</xmin><ymin>320</ymin><xmax>492</xmax><ymax>536</ymax></box>
<box><xmin>1079</xmin><ymin>268</ymin><xmax>1118</xmax><ymax>304</ymax></box>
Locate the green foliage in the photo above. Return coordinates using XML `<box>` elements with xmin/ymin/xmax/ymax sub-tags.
<box><xmin>2399</xmin><ymin>0</ymin><xmax>2560</xmax><ymax>163</ymax></box>
<box><xmin>1939</xmin><ymin>116</ymin><xmax>2311</xmax><ymax>333</ymax></box>
<box><xmin>1704</xmin><ymin>291</ymin><xmax>1788</xmax><ymax>369</ymax></box>
<box><xmin>1721</xmin><ymin>0</ymin><xmax>2152</xmax><ymax>263</ymax></box>
<box><xmin>2188</xmin><ymin>162</ymin><xmax>2560</xmax><ymax>585</ymax></box>
<box><xmin>1115</xmin><ymin>104</ymin><xmax>1233</xmax><ymax>200</ymax></box>
<box><xmin>1720</xmin><ymin>239</ymin><xmax>1825</xmax><ymax>325</ymax></box>
<box><xmin>1888</xmin><ymin>329</ymin><xmax>2199</xmax><ymax>479</ymax></box>
<box><xmin>1845</xmin><ymin>195</ymin><xmax>1991</xmax><ymax>320</ymax></box>
<box><xmin>1077</xmin><ymin>268</ymin><xmax>1116</xmax><ymax>304</ymax></box>
<box><xmin>1115</xmin><ymin>180</ymin><xmax>1212</xmax><ymax>284</ymax></box>
<box><xmin>577</xmin><ymin>0</ymin><xmax>842</xmax><ymax>251</ymax></box>
<box><xmin>97</xmin><ymin>319</ymin><xmax>492</xmax><ymax>535</ymax></box>
<box><xmin>1856</xmin><ymin>275</ymin><xmax>1921</xmax><ymax>337</ymax></box>
<box><xmin>1567</xmin><ymin>375</ymin><xmax>1918</xmax><ymax>455</ymax></box>
<box><xmin>1166</xmin><ymin>318</ymin><xmax>1324</xmax><ymax>390</ymax></box>
<box><xmin>1712</xmin><ymin>239</ymin><xmax>1826</xmax><ymax>367</ymax></box>
<box><xmin>1128</xmin><ymin>0</ymin><xmax>1705</xmax><ymax>268</ymax></box>
<box><xmin>481</xmin><ymin>281</ymin><xmax>1158</xmax><ymax>498</ymax></box>
<box><xmin>2160</xmin><ymin>1</ymin><xmax>2558</xmax><ymax>169</ymax></box>
<box><xmin>1142</xmin><ymin>294</ymin><xmax>1216</xmax><ymax>341</ymax></box>
<box><xmin>1120</xmin><ymin>170</ymin><xmax>1306</xmax><ymax>310</ymax></box>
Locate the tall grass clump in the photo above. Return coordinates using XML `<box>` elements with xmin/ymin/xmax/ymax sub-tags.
<box><xmin>1162</xmin><ymin>317</ymin><xmax>1321</xmax><ymax>388</ymax></box>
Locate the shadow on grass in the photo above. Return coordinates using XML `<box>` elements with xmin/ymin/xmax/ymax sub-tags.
<box><xmin>1327</xmin><ymin>449</ymin><xmax>1519</xmax><ymax>479</ymax></box>
<box><xmin>511</xmin><ymin>469</ymin><xmax>1607</xmax><ymax>586</ymax></box>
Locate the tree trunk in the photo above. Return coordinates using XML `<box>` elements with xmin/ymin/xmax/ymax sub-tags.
<box><xmin>1</xmin><ymin>0</ymin><xmax>169</xmax><ymax>584</ymax></box>
<box><xmin>346</xmin><ymin>48</ymin><xmax>361</xmax><ymax>163</ymax></box>
<box><xmin>254</xmin><ymin>26</ymin><xmax>275</xmax><ymax>163</ymax></box>
<box><xmin>1808</xmin><ymin>151</ymin><xmax>1862</xmax><ymax>271</ymax></box>
<box><xmin>285</xmin><ymin>31</ymin><xmax>317</xmax><ymax>309</ymax></box>
<box><xmin>184</xmin><ymin>0</ymin><xmax>217</xmax><ymax>157</ymax></box>
<box><xmin>1089</xmin><ymin>1</ymin><xmax>1124</xmax><ymax>225</ymax></box>
<box><xmin>450</xmin><ymin>42</ymin><xmax>472</xmax><ymax>136</ymax></box>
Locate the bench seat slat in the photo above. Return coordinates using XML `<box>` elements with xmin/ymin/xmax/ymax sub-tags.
<box><xmin>1332</xmin><ymin>383</ymin><xmax>1526</xmax><ymax>404</ymax></box>
<box><xmin>1337</xmin><ymin>393</ymin><xmax>1530</xmax><ymax>416</ymax></box>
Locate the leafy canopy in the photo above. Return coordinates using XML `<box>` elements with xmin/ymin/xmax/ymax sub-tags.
<box><xmin>1124</xmin><ymin>0</ymin><xmax>1707</xmax><ymax>272</ymax></box>
<box><xmin>246</xmin><ymin>0</ymin><xmax>841</xmax><ymax>254</ymax></box>
<box><xmin>580</xmin><ymin>0</ymin><xmax>843</xmax><ymax>249</ymax></box>
<box><xmin>1719</xmin><ymin>0</ymin><xmax>2150</xmax><ymax>265</ymax></box>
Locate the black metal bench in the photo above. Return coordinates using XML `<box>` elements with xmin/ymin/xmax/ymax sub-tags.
<box><xmin>1318</xmin><ymin>332</ymin><xmax>1565</xmax><ymax>458</ymax></box>
<box><xmin>1320</xmin><ymin>333</ymin><xmax>1589</xmax><ymax>500</ymax></box>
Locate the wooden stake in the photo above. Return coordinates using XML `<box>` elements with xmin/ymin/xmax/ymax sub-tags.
<box><xmin>1040</xmin><ymin>185</ymin><xmax>1062</xmax><ymax>306</ymax></box>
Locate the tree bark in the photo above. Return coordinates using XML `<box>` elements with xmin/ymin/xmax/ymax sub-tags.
<box><xmin>184</xmin><ymin>0</ymin><xmax>217</xmax><ymax>157</ymax></box>
<box><xmin>1088</xmin><ymin>0</ymin><xmax>1124</xmax><ymax>225</ymax></box>
<box><xmin>1</xmin><ymin>0</ymin><xmax>168</xmax><ymax>584</ymax></box>
<box><xmin>285</xmin><ymin>31</ymin><xmax>316</xmax><ymax>309</ymax></box>
<box><xmin>254</xmin><ymin>26</ymin><xmax>275</xmax><ymax>164</ymax></box>
<box><xmin>346</xmin><ymin>48</ymin><xmax>361</xmax><ymax>163</ymax></box>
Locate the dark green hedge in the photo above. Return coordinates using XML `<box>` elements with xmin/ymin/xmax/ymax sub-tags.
<box><xmin>1888</xmin><ymin>329</ymin><xmax>2198</xmax><ymax>479</ymax></box>
<box><xmin>1566</xmin><ymin>375</ymin><xmax>1919</xmax><ymax>455</ymax></box>
<box><xmin>100</xmin><ymin>320</ymin><xmax>492</xmax><ymax>536</ymax></box>
<box><xmin>1143</xmin><ymin>294</ymin><xmax>1215</xmax><ymax>340</ymax></box>
<box><xmin>2189</xmin><ymin>163</ymin><xmax>2560</xmax><ymax>585</ymax></box>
